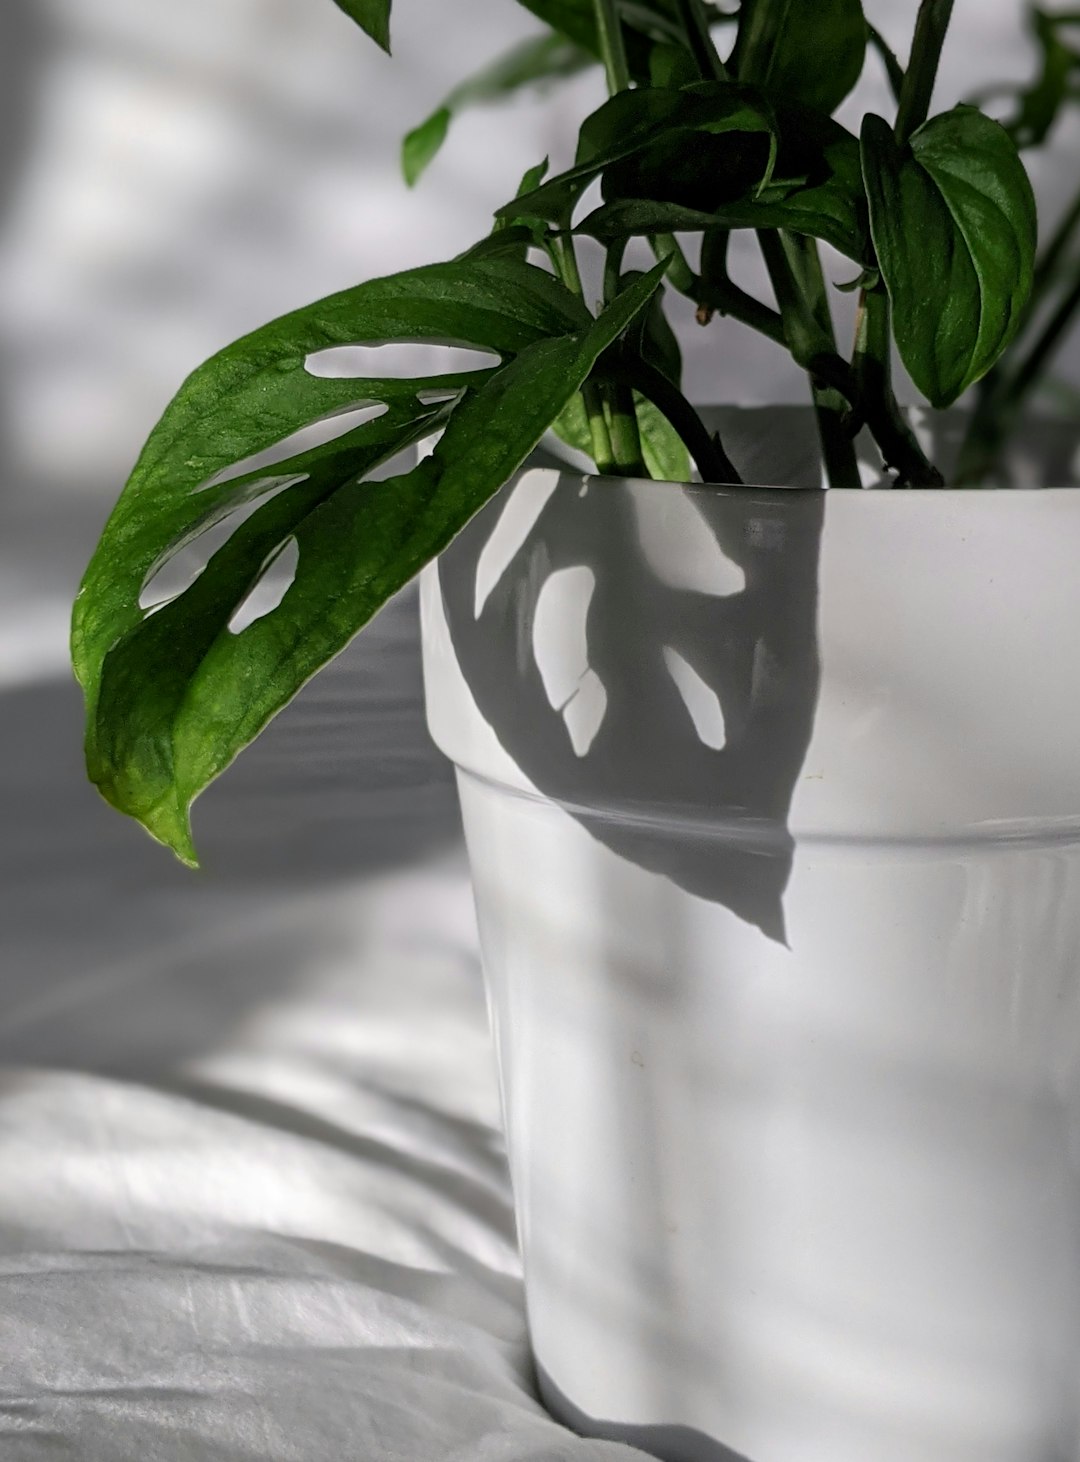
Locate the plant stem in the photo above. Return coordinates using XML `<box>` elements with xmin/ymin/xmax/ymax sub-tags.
<box><xmin>955</xmin><ymin>263</ymin><xmax>1080</xmax><ymax>484</ymax></box>
<box><xmin>1031</xmin><ymin>181</ymin><xmax>1080</xmax><ymax>311</ymax></box>
<box><xmin>611</xmin><ymin>357</ymin><xmax>742</xmax><ymax>482</ymax></box>
<box><xmin>867</xmin><ymin>23</ymin><xmax>906</xmax><ymax>104</ymax></box>
<box><xmin>854</xmin><ymin>285</ymin><xmax>944</xmax><ymax>486</ymax></box>
<box><xmin>605</xmin><ymin>391</ymin><xmax>648</xmax><ymax>476</ymax></box>
<box><xmin>648</xmin><ymin>233</ymin><xmax>698</xmax><ymax>294</ymax></box>
<box><xmin>603</xmin><ymin>235</ymin><xmax>628</xmax><ymax>304</ymax></box>
<box><xmin>585</xmin><ymin>0</ymin><xmax>647</xmax><ymax>476</ymax></box>
<box><xmin>894</xmin><ymin>0</ymin><xmax>956</xmax><ymax>144</ymax></box>
<box><xmin>674</xmin><ymin>0</ymin><xmax>727</xmax><ymax>80</ymax></box>
<box><xmin>550</xmin><ymin>232</ymin><xmax>617</xmax><ymax>470</ymax></box>
<box><xmin>592</xmin><ymin>0</ymin><xmax>631</xmax><ymax>92</ymax></box>
<box><xmin>956</xmin><ymin>184</ymin><xmax>1080</xmax><ymax>481</ymax></box>
<box><xmin>758</xmin><ymin>230</ymin><xmax>862</xmax><ymax>489</ymax></box>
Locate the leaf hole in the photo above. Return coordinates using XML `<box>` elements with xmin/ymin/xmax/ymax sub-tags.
<box><xmin>416</xmin><ymin>387</ymin><xmax>466</xmax><ymax>405</ymax></box>
<box><xmin>139</xmin><ymin>480</ymin><xmax>297</xmax><ymax>611</ymax></box>
<box><xmin>305</xmin><ymin>343</ymin><xmax>500</xmax><ymax>379</ymax></box>
<box><xmin>228</xmin><ymin>537</ymin><xmax>300</xmax><ymax>635</ymax></box>
<box><xmin>198</xmin><ymin>401</ymin><xmax>390</xmax><ymax>492</ymax></box>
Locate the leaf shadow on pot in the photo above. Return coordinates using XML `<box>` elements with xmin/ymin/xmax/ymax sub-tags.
<box><xmin>535</xmin><ymin>1360</ymin><xmax>752</xmax><ymax>1462</ymax></box>
<box><xmin>437</xmin><ymin>439</ymin><xmax>826</xmax><ymax>945</ymax></box>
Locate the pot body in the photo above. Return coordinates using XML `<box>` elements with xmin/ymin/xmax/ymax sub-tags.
<box><xmin>420</xmin><ymin>409</ymin><xmax>1080</xmax><ymax>1462</ymax></box>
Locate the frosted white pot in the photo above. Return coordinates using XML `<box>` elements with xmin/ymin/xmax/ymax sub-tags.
<box><xmin>420</xmin><ymin>408</ymin><xmax>1080</xmax><ymax>1462</ymax></box>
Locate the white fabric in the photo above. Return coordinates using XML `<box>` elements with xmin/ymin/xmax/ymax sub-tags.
<box><xmin>0</xmin><ymin>579</ymin><xmax>645</xmax><ymax>1460</ymax></box>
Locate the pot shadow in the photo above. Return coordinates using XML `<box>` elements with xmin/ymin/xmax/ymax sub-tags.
<box><xmin>536</xmin><ymin>1361</ymin><xmax>752</xmax><ymax>1462</ymax></box>
<box><xmin>437</xmin><ymin>465</ymin><xmax>825</xmax><ymax>944</ymax></box>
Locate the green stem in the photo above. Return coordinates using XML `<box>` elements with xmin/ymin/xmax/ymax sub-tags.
<box><xmin>955</xmin><ymin>182</ymin><xmax>1080</xmax><ymax>482</ymax></box>
<box><xmin>611</xmin><ymin>357</ymin><xmax>742</xmax><ymax>483</ymax></box>
<box><xmin>648</xmin><ymin>229</ymin><xmax>788</xmax><ymax>346</ymax></box>
<box><xmin>592</xmin><ymin>0</ymin><xmax>631</xmax><ymax>92</ymax></box>
<box><xmin>550</xmin><ymin>232</ymin><xmax>617</xmax><ymax>471</ymax></box>
<box><xmin>603</xmin><ymin>236</ymin><xmax>628</xmax><ymax>305</ymax></box>
<box><xmin>758</xmin><ymin>231</ymin><xmax>862</xmax><ymax>490</ymax></box>
<box><xmin>854</xmin><ymin>285</ymin><xmax>944</xmax><ymax>487</ymax></box>
<box><xmin>586</xmin><ymin>0</ymin><xmax>647</xmax><ymax>476</ymax></box>
<box><xmin>867</xmin><ymin>23</ymin><xmax>906</xmax><ymax>104</ymax></box>
<box><xmin>674</xmin><ymin>0</ymin><xmax>727</xmax><ymax>80</ymax></box>
<box><xmin>1031</xmin><ymin>182</ymin><xmax>1080</xmax><ymax>310</ymax></box>
<box><xmin>956</xmin><ymin>263</ymin><xmax>1080</xmax><ymax>484</ymax></box>
<box><xmin>605</xmin><ymin>385</ymin><xmax>648</xmax><ymax>477</ymax></box>
<box><xmin>648</xmin><ymin>233</ymin><xmax>697</xmax><ymax>295</ymax></box>
<box><xmin>894</xmin><ymin>0</ymin><xmax>956</xmax><ymax>144</ymax></box>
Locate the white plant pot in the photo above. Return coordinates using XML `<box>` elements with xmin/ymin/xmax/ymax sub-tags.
<box><xmin>419</xmin><ymin>407</ymin><xmax>1080</xmax><ymax>1462</ymax></box>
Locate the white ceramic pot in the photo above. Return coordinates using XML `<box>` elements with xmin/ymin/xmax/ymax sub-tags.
<box><xmin>420</xmin><ymin>408</ymin><xmax>1080</xmax><ymax>1462</ymax></box>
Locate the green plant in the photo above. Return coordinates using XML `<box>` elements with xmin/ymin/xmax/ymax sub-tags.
<box><xmin>74</xmin><ymin>0</ymin><xmax>1060</xmax><ymax>862</ymax></box>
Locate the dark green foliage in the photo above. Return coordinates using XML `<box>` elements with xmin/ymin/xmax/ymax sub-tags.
<box><xmin>862</xmin><ymin>108</ymin><xmax>1037</xmax><ymax>405</ymax></box>
<box><xmin>74</xmin><ymin>259</ymin><xmax>665</xmax><ymax>859</ymax></box>
<box><xmin>732</xmin><ymin>0</ymin><xmax>867</xmax><ymax>114</ymax></box>
<box><xmin>74</xmin><ymin>0</ymin><xmax>1058</xmax><ymax>858</ymax></box>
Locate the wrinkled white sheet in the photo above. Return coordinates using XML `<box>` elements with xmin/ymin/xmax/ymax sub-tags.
<box><xmin>0</xmin><ymin>569</ymin><xmax>641</xmax><ymax>1461</ymax></box>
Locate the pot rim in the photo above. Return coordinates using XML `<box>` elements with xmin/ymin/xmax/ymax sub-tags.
<box><xmin>523</xmin><ymin>465</ymin><xmax>1080</xmax><ymax>498</ymax></box>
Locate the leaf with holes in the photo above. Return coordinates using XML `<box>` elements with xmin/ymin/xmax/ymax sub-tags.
<box><xmin>403</xmin><ymin>35</ymin><xmax>590</xmax><ymax>185</ymax></box>
<box><xmin>73</xmin><ymin>256</ymin><xmax>586</xmax><ymax>695</ymax></box>
<box><xmin>330</xmin><ymin>0</ymin><xmax>392</xmax><ymax>51</ymax></box>
<box><xmin>78</xmin><ymin>264</ymin><xmax>667</xmax><ymax>862</ymax></box>
<box><xmin>861</xmin><ymin>107</ymin><xmax>1037</xmax><ymax>407</ymax></box>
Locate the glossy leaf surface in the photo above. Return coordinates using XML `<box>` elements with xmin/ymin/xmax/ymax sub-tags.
<box><xmin>572</xmin><ymin>104</ymin><xmax>866</xmax><ymax>260</ymax></box>
<box><xmin>862</xmin><ymin>107</ymin><xmax>1037</xmax><ymax>406</ymax></box>
<box><xmin>76</xmin><ymin>263</ymin><xmax>665</xmax><ymax>861</ymax></box>
<box><xmin>734</xmin><ymin>0</ymin><xmax>867</xmax><ymax>114</ymax></box>
<box><xmin>330</xmin><ymin>0</ymin><xmax>392</xmax><ymax>52</ymax></box>
<box><xmin>503</xmin><ymin>83</ymin><xmax>777</xmax><ymax>224</ymax></box>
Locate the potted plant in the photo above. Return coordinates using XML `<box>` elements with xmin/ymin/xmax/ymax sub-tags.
<box><xmin>72</xmin><ymin>1</ymin><xmax>1080</xmax><ymax>1458</ymax></box>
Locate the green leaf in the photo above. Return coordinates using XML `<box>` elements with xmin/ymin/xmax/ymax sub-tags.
<box><xmin>648</xmin><ymin>41</ymin><xmax>699</xmax><ymax>87</ymax></box>
<box><xmin>403</xmin><ymin>109</ymin><xmax>451</xmax><ymax>187</ymax></box>
<box><xmin>74</xmin><ymin>256</ymin><xmax>588</xmax><ymax>717</ymax></box>
<box><xmin>402</xmin><ymin>35</ymin><xmax>590</xmax><ymax>186</ymax></box>
<box><xmin>733</xmin><ymin>0</ymin><xmax>867</xmax><ymax>114</ymax></box>
<box><xmin>1004</xmin><ymin>9</ymin><xmax>1080</xmax><ymax>148</ymax></box>
<box><xmin>458</xmin><ymin>163</ymin><xmax>554</xmax><ymax>265</ymax></box>
<box><xmin>550</xmin><ymin>390</ymin><xmax>593</xmax><ymax>457</ymax></box>
<box><xmin>511</xmin><ymin>0</ymin><xmax>673</xmax><ymax>79</ymax></box>
<box><xmin>456</xmin><ymin>225</ymin><xmax>543</xmax><ymax>263</ymax></box>
<box><xmin>861</xmin><ymin>107</ymin><xmax>1037</xmax><ymax>407</ymax></box>
<box><xmin>579</xmin><ymin>108</ymin><xmax>868</xmax><ymax>262</ymax></box>
<box><xmin>513</xmin><ymin>0</ymin><xmax>600</xmax><ymax>52</ymax></box>
<box><xmin>86</xmin><ymin>404</ymin><xmax>447</xmax><ymax>864</ymax></box>
<box><xmin>330</xmin><ymin>0</ymin><xmax>391</xmax><ymax>52</ymax></box>
<box><xmin>635</xmin><ymin>392</ymin><xmax>691</xmax><ymax>480</ymax></box>
<box><xmin>76</xmin><ymin>263</ymin><xmax>667</xmax><ymax>862</ymax></box>
<box><xmin>550</xmin><ymin>274</ymin><xmax>688</xmax><ymax>481</ymax></box>
<box><xmin>503</xmin><ymin>82</ymin><xmax>777</xmax><ymax>224</ymax></box>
